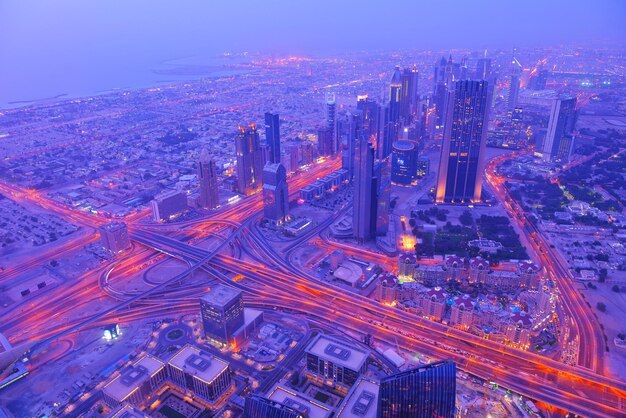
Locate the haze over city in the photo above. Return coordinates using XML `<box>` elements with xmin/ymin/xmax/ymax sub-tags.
<box><xmin>0</xmin><ymin>1</ymin><xmax>626</xmax><ymax>418</ymax></box>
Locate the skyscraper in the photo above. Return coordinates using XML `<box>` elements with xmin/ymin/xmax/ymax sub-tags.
<box><xmin>99</xmin><ymin>222</ymin><xmax>130</xmax><ymax>253</ymax></box>
<box><xmin>317</xmin><ymin>126</ymin><xmax>333</xmax><ymax>157</ymax></box>
<box><xmin>508</xmin><ymin>57</ymin><xmax>522</xmax><ymax>111</ymax></box>
<box><xmin>474</xmin><ymin>57</ymin><xmax>491</xmax><ymax>80</ymax></box>
<box><xmin>377</xmin><ymin>359</ymin><xmax>457</xmax><ymax>418</ymax></box>
<box><xmin>263</xmin><ymin>163</ymin><xmax>289</xmax><ymax>224</ymax></box>
<box><xmin>353</xmin><ymin>125</ymin><xmax>376</xmax><ymax>243</ymax></box>
<box><xmin>265</xmin><ymin>112</ymin><xmax>281</xmax><ymax>164</ymax></box>
<box><xmin>391</xmin><ymin>140</ymin><xmax>417</xmax><ymax>185</ymax></box>
<box><xmin>433</xmin><ymin>56</ymin><xmax>468</xmax><ymax>128</ymax></box>
<box><xmin>343</xmin><ymin>110</ymin><xmax>363</xmax><ymax>180</ymax></box>
<box><xmin>381</xmin><ymin>66</ymin><xmax>402</xmax><ymax>159</ymax></box>
<box><xmin>542</xmin><ymin>95</ymin><xmax>577</xmax><ymax>163</ymax></box>
<box><xmin>325</xmin><ymin>92</ymin><xmax>337</xmax><ymax>154</ymax></box>
<box><xmin>400</xmin><ymin>66</ymin><xmax>419</xmax><ymax>123</ymax></box>
<box><xmin>235</xmin><ymin>124</ymin><xmax>264</xmax><ymax>195</ymax></box>
<box><xmin>375</xmin><ymin>158</ymin><xmax>390</xmax><ymax>236</ymax></box>
<box><xmin>200</xmin><ymin>284</ymin><xmax>245</xmax><ymax>345</ymax></box>
<box><xmin>198</xmin><ymin>148</ymin><xmax>219</xmax><ymax>209</ymax></box>
<box><xmin>436</xmin><ymin>80</ymin><xmax>492</xmax><ymax>203</ymax></box>
<box><xmin>357</xmin><ymin>95</ymin><xmax>381</xmax><ymax>148</ymax></box>
<box><xmin>244</xmin><ymin>395</ymin><xmax>303</xmax><ymax>418</ymax></box>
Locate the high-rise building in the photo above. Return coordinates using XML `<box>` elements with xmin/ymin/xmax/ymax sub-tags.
<box><xmin>342</xmin><ymin>110</ymin><xmax>363</xmax><ymax>180</ymax></box>
<box><xmin>542</xmin><ymin>95</ymin><xmax>577</xmax><ymax>163</ymax></box>
<box><xmin>529</xmin><ymin>69</ymin><xmax>549</xmax><ymax>90</ymax></box>
<box><xmin>198</xmin><ymin>148</ymin><xmax>220</xmax><ymax>209</ymax></box>
<box><xmin>508</xmin><ymin>57</ymin><xmax>522</xmax><ymax>111</ymax></box>
<box><xmin>381</xmin><ymin>66</ymin><xmax>403</xmax><ymax>158</ymax></box>
<box><xmin>235</xmin><ymin>124</ymin><xmax>264</xmax><ymax>195</ymax></box>
<box><xmin>151</xmin><ymin>190</ymin><xmax>188</xmax><ymax>222</ymax></box>
<box><xmin>377</xmin><ymin>359</ymin><xmax>457</xmax><ymax>418</ymax></box>
<box><xmin>400</xmin><ymin>66</ymin><xmax>419</xmax><ymax>123</ymax></box>
<box><xmin>263</xmin><ymin>163</ymin><xmax>289</xmax><ymax>224</ymax></box>
<box><xmin>391</xmin><ymin>140</ymin><xmax>417</xmax><ymax>185</ymax></box>
<box><xmin>375</xmin><ymin>158</ymin><xmax>390</xmax><ymax>236</ymax></box>
<box><xmin>200</xmin><ymin>285</ymin><xmax>245</xmax><ymax>345</ymax></box>
<box><xmin>325</xmin><ymin>92</ymin><xmax>337</xmax><ymax>154</ymax></box>
<box><xmin>436</xmin><ymin>80</ymin><xmax>492</xmax><ymax>203</ymax></box>
<box><xmin>265</xmin><ymin>112</ymin><xmax>281</xmax><ymax>164</ymax></box>
<box><xmin>433</xmin><ymin>56</ymin><xmax>467</xmax><ymax>128</ymax></box>
<box><xmin>474</xmin><ymin>57</ymin><xmax>491</xmax><ymax>80</ymax></box>
<box><xmin>244</xmin><ymin>395</ymin><xmax>303</xmax><ymax>418</ymax></box>
<box><xmin>353</xmin><ymin>125</ymin><xmax>376</xmax><ymax>242</ymax></box>
<box><xmin>317</xmin><ymin>126</ymin><xmax>333</xmax><ymax>157</ymax></box>
<box><xmin>99</xmin><ymin>222</ymin><xmax>130</xmax><ymax>254</ymax></box>
<box><xmin>357</xmin><ymin>95</ymin><xmax>381</xmax><ymax>148</ymax></box>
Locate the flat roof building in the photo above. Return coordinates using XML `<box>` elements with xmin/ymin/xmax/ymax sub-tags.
<box><xmin>336</xmin><ymin>376</ymin><xmax>380</xmax><ymax>418</ymax></box>
<box><xmin>107</xmin><ymin>403</ymin><xmax>152</xmax><ymax>418</ymax></box>
<box><xmin>99</xmin><ymin>222</ymin><xmax>131</xmax><ymax>254</ymax></box>
<box><xmin>200</xmin><ymin>285</ymin><xmax>245</xmax><ymax>345</ymax></box>
<box><xmin>102</xmin><ymin>354</ymin><xmax>167</xmax><ymax>408</ymax></box>
<box><xmin>266</xmin><ymin>385</ymin><xmax>332</xmax><ymax>418</ymax></box>
<box><xmin>243</xmin><ymin>394</ymin><xmax>304</xmax><ymax>418</ymax></box>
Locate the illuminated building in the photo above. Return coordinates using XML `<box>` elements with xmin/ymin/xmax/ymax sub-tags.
<box><xmin>435</xmin><ymin>80</ymin><xmax>492</xmax><ymax>203</ymax></box>
<box><xmin>542</xmin><ymin>95</ymin><xmax>577</xmax><ymax>163</ymax></box>
<box><xmin>450</xmin><ymin>294</ymin><xmax>475</xmax><ymax>329</ymax></box>
<box><xmin>529</xmin><ymin>69</ymin><xmax>549</xmax><ymax>90</ymax></box>
<box><xmin>508</xmin><ymin>56</ymin><xmax>522</xmax><ymax>111</ymax></box>
<box><xmin>198</xmin><ymin>148</ymin><xmax>220</xmax><ymax>209</ymax></box>
<box><xmin>103</xmin><ymin>323</ymin><xmax>121</xmax><ymax>340</ymax></box>
<box><xmin>167</xmin><ymin>344</ymin><xmax>232</xmax><ymax>405</ymax></box>
<box><xmin>420</xmin><ymin>287</ymin><xmax>447</xmax><ymax>322</ymax></box>
<box><xmin>151</xmin><ymin>190</ymin><xmax>188</xmax><ymax>222</ymax></box>
<box><xmin>99</xmin><ymin>221</ymin><xmax>130</xmax><ymax>253</ymax></box>
<box><xmin>377</xmin><ymin>273</ymin><xmax>398</xmax><ymax>304</ymax></box>
<box><xmin>399</xmin><ymin>66</ymin><xmax>419</xmax><ymax>123</ymax></box>
<box><xmin>235</xmin><ymin>124</ymin><xmax>264</xmax><ymax>195</ymax></box>
<box><xmin>444</xmin><ymin>255</ymin><xmax>464</xmax><ymax>281</ymax></box>
<box><xmin>336</xmin><ymin>376</ymin><xmax>380</xmax><ymax>418</ymax></box>
<box><xmin>265</xmin><ymin>112</ymin><xmax>281</xmax><ymax>164</ymax></box>
<box><xmin>381</xmin><ymin>66</ymin><xmax>402</xmax><ymax>158</ymax></box>
<box><xmin>352</xmin><ymin>122</ymin><xmax>376</xmax><ymax>243</ymax></box>
<box><xmin>317</xmin><ymin>126</ymin><xmax>333</xmax><ymax>157</ymax></box>
<box><xmin>391</xmin><ymin>140</ymin><xmax>416</xmax><ymax>185</ymax></box>
<box><xmin>433</xmin><ymin>56</ymin><xmax>467</xmax><ymax>128</ymax></box>
<box><xmin>200</xmin><ymin>284</ymin><xmax>245</xmax><ymax>345</ymax></box>
<box><xmin>377</xmin><ymin>360</ymin><xmax>456</xmax><ymax>418</ymax></box>
<box><xmin>343</xmin><ymin>110</ymin><xmax>362</xmax><ymax>180</ymax></box>
<box><xmin>357</xmin><ymin>96</ymin><xmax>381</xmax><ymax>148</ymax></box>
<box><xmin>503</xmin><ymin>311</ymin><xmax>532</xmax><ymax>349</ymax></box>
<box><xmin>263</xmin><ymin>163</ymin><xmax>289</xmax><ymax>224</ymax></box>
<box><xmin>102</xmin><ymin>354</ymin><xmax>167</xmax><ymax>408</ymax></box>
<box><xmin>325</xmin><ymin>92</ymin><xmax>337</xmax><ymax>155</ymax></box>
<box><xmin>374</xmin><ymin>158</ymin><xmax>390</xmax><ymax>236</ymax></box>
<box><xmin>106</xmin><ymin>404</ymin><xmax>151</xmax><ymax>418</ymax></box>
<box><xmin>468</xmin><ymin>257</ymin><xmax>490</xmax><ymax>284</ymax></box>
<box><xmin>305</xmin><ymin>334</ymin><xmax>370</xmax><ymax>392</ymax></box>
<box><xmin>243</xmin><ymin>395</ymin><xmax>304</xmax><ymax>418</ymax></box>
<box><xmin>517</xmin><ymin>260</ymin><xmax>541</xmax><ymax>290</ymax></box>
<box><xmin>397</xmin><ymin>253</ymin><xmax>416</xmax><ymax>280</ymax></box>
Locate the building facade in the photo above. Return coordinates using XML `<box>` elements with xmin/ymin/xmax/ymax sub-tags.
<box><xmin>236</xmin><ymin>124</ymin><xmax>264</xmax><ymax>195</ymax></box>
<box><xmin>200</xmin><ymin>285</ymin><xmax>245</xmax><ymax>345</ymax></box>
<box><xmin>198</xmin><ymin>148</ymin><xmax>220</xmax><ymax>209</ymax></box>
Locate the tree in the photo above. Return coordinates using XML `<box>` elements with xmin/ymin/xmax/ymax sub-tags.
<box><xmin>612</xmin><ymin>285</ymin><xmax>620</xmax><ymax>293</ymax></box>
<box><xmin>597</xmin><ymin>302</ymin><xmax>607</xmax><ymax>313</ymax></box>
<box><xmin>460</xmin><ymin>210</ymin><xmax>473</xmax><ymax>226</ymax></box>
<box><xmin>599</xmin><ymin>268</ymin><xmax>608</xmax><ymax>282</ymax></box>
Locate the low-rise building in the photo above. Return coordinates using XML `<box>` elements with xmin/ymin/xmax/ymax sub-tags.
<box><xmin>102</xmin><ymin>354</ymin><xmax>167</xmax><ymax>408</ymax></box>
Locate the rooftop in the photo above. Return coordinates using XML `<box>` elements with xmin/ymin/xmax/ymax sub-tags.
<box><xmin>200</xmin><ymin>284</ymin><xmax>242</xmax><ymax>307</ymax></box>
<box><xmin>336</xmin><ymin>376</ymin><xmax>380</xmax><ymax>418</ymax></box>
<box><xmin>168</xmin><ymin>344</ymin><xmax>229</xmax><ymax>384</ymax></box>
<box><xmin>103</xmin><ymin>354</ymin><xmax>165</xmax><ymax>403</ymax></box>
<box><xmin>107</xmin><ymin>403</ymin><xmax>151</xmax><ymax>418</ymax></box>
<box><xmin>306</xmin><ymin>334</ymin><xmax>369</xmax><ymax>371</ymax></box>
<box><xmin>267</xmin><ymin>385</ymin><xmax>331</xmax><ymax>418</ymax></box>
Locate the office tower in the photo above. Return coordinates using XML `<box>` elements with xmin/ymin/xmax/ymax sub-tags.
<box><xmin>353</xmin><ymin>126</ymin><xmax>376</xmax><ymax>242</ymax></box>
<box><xmin>357</xmin><ymin>95</ymin><xmax>381</xmax><ymax>148</ymax></box>
<box><xmin>342</xmin><ymin>110</ymin><xmax>363</xmax><ymax>180</ymax></box>
<box><xmin>235</xmin><ymin>124</ymin><xmax>264</xmax><ymax>195</ymax></box>
<box><xmin>102</xmin><ymin>354</ymin><xmax>167</xmax><ymax>408</ymax></box>
<box><xmin>377</xmin><ymin>359</ymin><xmax>456</xmax><ymax>418</ymax></box>
<box><xmin>263</xmin><ymin>163</ymin><xmax>289</xmax><ymax>224</ymax></box>
<box><xmin>99</xmin><ymin>222</ymin><xmax>130</xmax><ymax>253</ymax></box>
<box><xmin>391</xmin><ymin>140</ymin><xmax>417</xmax><ymax>185</ymax></box>
<box><xmin>168</xmin><ymin>344</ymin><xmax>232</xmax><ymax>404</ymax></box>
<box><xmin>264</xmin><ymin>112</ymin><xmax>281</xmax><ymax>164</ymax></box>
<box><xmin>244</xmin><ymin>395</ymin><xmax>303</xmax><ymax>418</ymax></box>
<box><xmin>381</xmin><ymin>66</ymin><xmax>403</xmax><ymax>159</ymax></box>
<box><xmin>400</xmin><ymin>66</ymin><xmax>419</xmax><ymax>123</ymax></box>
<box><xmin>375</xmin><ymin>158</ymin><xmax>390</xmax><ymax>236</ymax></box>
<box><xmin>508</xmin><ymin>57</ymin><xmax>522</xmax><ymax>111</ymax></box>
<box><xmin>317</xmin><ymin>126</ymin><xmax>333</xmax><ymax>157</ymax></box>
<box><xmin>198</xmin><ymin>148</ymin><xmax>220</xmax><ymax>209</ymax></box>
<box><xmin>474</xmin><ymin>57</ymin><xmax>491</xmax><ymax>80</ymax></box>
<box><xmin>433</xmin><ymin>56</ymin><xmax>468</xmax><ymax>128</ymax></box>
<box><xmin>200</xmin><ymin>284</ymin><xmax>245</xmax><ymax>345</ymax></box>
<box><xmin>325</xmin><ymin>92</ymin><xmax>337</xmax><ymax>154</ymax></box>
<box><xmin>542</xmin><ymin>95</ymin><xmax>577</xmax><ymax>163</ymax></box>
<box><xmin>151</xmin><ymin>190</ymin><xmax>188</xmax><ymax>222</ymax></box>
<box><xmin>305</xmin><ymin>334</ymin><xmax>370</xmax><ymax>391</ymax></box>
<box><xmin>436</xmin><ymin>80</ymin><xmax>492</xmax><ymax>203</ymax></box>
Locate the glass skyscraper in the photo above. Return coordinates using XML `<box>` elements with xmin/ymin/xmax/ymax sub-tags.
<box><xmin>435</xmin><ymin>79</ymin><xmax>492</xmax><ymax>203</ymax></box>
<box><xmin>377</xmin><ymin>359</ymin><xmax>456</xmax><ymax>418</ymax></box>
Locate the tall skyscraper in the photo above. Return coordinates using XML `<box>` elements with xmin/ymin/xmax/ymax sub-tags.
<box><xmin>263</xmin><ymin>163</ymin><xmax>289</xmax><ymax>224</ymax></box>
<box><xmin>377</xmin><ymin>359</ymin><xmax>457</xmax><ymax>418</ymax></box>
<box><xmin>325</xmin><ymin>92</ymin><xmax>337</xmax><ymax>154</ymax></box>
<box><xmin>244</xmin><ymin>395</ymin><xmax>303</xmax><ymax>418</ymax></box>
<box><xmin>433</xmin><ymin>56</ymin><xmax>466</xmax><ymax>128</ymax></box>
<box><xmin>474</xmin><ymin>57</ymin><xmax>491</xmax><ymax>80</ymax></box>
<box><xmin>508</xmin><ymin>57</ymin><xmax>522</xmax><ymax>111</ymax></box>
<box><xmin>400</xmin><ymin>66</ymin><xmax>419</xmax><ymax>123</ymax></box>
<box><xmin>542</xmin><ymin>95</ymin><xmax>577</xmax><ymax>162</ymax></box>
<box><xmin>529</xmin><ymin>69</ymin><xmax>549</xmax><ymax>90</ymax></box>
<box><xmin>198</xmin><ymin>148</ymin><xmax>219</xmax><ymax>209</ymax></box>
<box><xmin>353</xmin><ymin>126</ymin><xmax>376</xmax><ymax>243</ymax></box>
<box><xmin>200</xmin><ymin>284</ymin><xmax>245</xmax><ymax>345</ymax></box>
<box><xmin>381</xmin><ymin>66</ymin><xmax>403</xmax><ymax>158</ymax></box>
<box><xmin>343</xmin><ymin>110</ymin><xmax>363</xmax><ymax>180</ymax></box>
<box><xmin>317</xmin><ymin>126</ymin><xmax>333</xmax><ymax>156</ymax></box>
<box><xmin>265</xmin><ymin>112</ymin><xmax>281</xmax><ymax>164</ymax></box>
<box><xmin>357</xmin><ymin>95</ymin><xmax>381</xmax><ymax>148</ymax></box>
<box><xmin>391</xmin><ymin>140</ymin><xmax>417</xmax><ymax>185</ymax></box>
<box><xmin>375</xmin><ymin>158</ymin><xmax>390</xmax><ymax>236</ymax></box>
<box><xmin>436</xmin><ymin>80</ymin><xmax>492</xmax><ymax>203</ymax></box>
<box><xmin>235</xmin><ymin>124</ymin><xmax>264</xmax><ymax>195</ymax></box>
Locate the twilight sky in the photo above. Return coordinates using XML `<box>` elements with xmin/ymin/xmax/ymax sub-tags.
<box><xmin>0</xmin><ymin>0</ymin><xmax>624</xmax><ymax>105</ymax></box>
